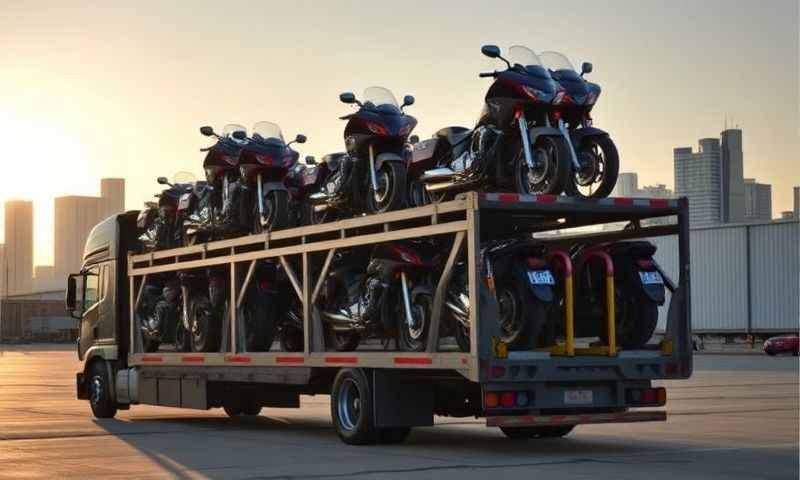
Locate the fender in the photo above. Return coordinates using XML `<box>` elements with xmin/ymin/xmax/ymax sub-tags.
<box><xmin>568</xmin><ymin>126</ymin><xmax>609</xmax><ymax>148</ymax></box>
<box><xmin>260</xmin><ymin>181</ymin><xmax>288</xmax><ymax>194</ymax></box>
<box><xmin>527</xmin><ymin>126</ymin><xmax>563</xmax><ymax>146</ymax></box>
<box><xmin>374</xmin><ymin>152</ymin><xmax>404</xmax><ymax>171</ymax></box>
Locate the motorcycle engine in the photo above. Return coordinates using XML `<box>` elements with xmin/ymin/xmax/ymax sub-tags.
<box><xmin>451</xmin><ymin>126</ymin><xmax>497</xmax><ymax>174</ymax></box>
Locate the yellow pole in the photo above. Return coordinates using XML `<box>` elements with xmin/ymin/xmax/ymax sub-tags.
<box><xmin>564</xmin><ymin>275</ymin><xmax>575</xmax><ymax>357</ymax></box>
<box><xmin>605</xmin><ymin>275</ymin><xmax>616</xmax><ymax>356</ymax></box>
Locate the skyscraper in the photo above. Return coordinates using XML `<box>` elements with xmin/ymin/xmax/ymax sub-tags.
<box><xmin>743</xmin><ymin>178</ymin><xmax>772</xmax><ymax>221</ymax></box>
<box><xmin>794</xmin><ymin>186</ymin><xmax>799</xmax><ymax>219</ymax></box>
<box><xmin>674</xmin><ymin>139</ymin><xmax>722</xmax><ymax>226</ymax></box>
<box><xmin>720</xmin><ymin>129</ymin><xmax>745</xmax><ymax>223</ymax></box>
<box><xmin>613</xmin><ymin>173</ymin><xmax>639</xmax><ymax>197</ymax></box>
<box><xmin>53</xmin><ymin>178</ymin><xmax>126</xmax><ymax>282</ymax></box>
<box><xmin>4</xmin><ymin>200</ymin><xmax>34</xmax><ymax>295</ymax></box>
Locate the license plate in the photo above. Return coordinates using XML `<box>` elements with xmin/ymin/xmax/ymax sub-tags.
<box><xmin>564</xmin><ymin>390</ymin><xmax>593</xmax><ymax>405</ymax></box>
<box><xmin>639</xmin><ymin>271</ymin><xmax>663</xmax><ymax>285</ymax></box>
<box><xmin>527</xmin><ymin>270</ymin><xmax>555</xmax><ymax>285</ymax></box>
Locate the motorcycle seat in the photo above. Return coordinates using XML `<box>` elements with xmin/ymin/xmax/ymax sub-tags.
<box><xmin>435</xmin><ymin>126</ymin><xmax>472</xmax><ymax>147</ymax></box>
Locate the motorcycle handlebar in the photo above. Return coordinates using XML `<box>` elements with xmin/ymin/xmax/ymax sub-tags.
<box><xmin>199</xmin><ymin>147</ymin><xmax>211</xmax><ymax>152</ymax></box>
<box><xmin>479</xmin><ymin>71</ymin><xmax>498</xmax><ymax>78</ymax></box>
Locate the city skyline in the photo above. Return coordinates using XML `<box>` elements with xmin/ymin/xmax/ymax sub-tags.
<box><xmin>1</xmin><ymin>0</ymin><xmax>797</xmax><ymax>265</ymax></box>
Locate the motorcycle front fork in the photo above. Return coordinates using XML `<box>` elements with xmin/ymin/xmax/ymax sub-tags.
<box><xmin>399</xmin><ymin>271</ymin><xmax>415</xmax><ymax>330</ymax></box>
<box><xmin>368</xmin><ymin>144</ymin><xmax>380</xmax><ymax>200</ymax></box>
<box><xmin>256</xmin><ymin>172</ymin><xmax>264</xmax><ymax>224</ymax></box>
<box><xmin>518</xmin><ymin>114</ymin><xmax>581</xmax><ymax>171</ymax></box>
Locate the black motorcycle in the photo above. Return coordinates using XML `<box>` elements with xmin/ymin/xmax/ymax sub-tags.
<box><xmin>445</xmin><ymin>239</ymin><xmax>557</xmax><ymax>352</ymax></box>
<box><xmin>573</xmin><ymin>241</ymin><xmax>664</xmax><ymax>349</ymax></box>
<box><xmin>307</xmin><ymin>87</ymin><xmax>416</xmax><ymax>222</ymax></box>
<box><xmin>317</xmin><ymin>241</ymin><xmax>439</xmax><ymax>352</ymax></box>
<box><xmin>539</xmin><ymin>51</ymin><xmax>619</xmax><ymax>198</ymax></box>
<box><xmin>137</xmin><ymin>173</ymin><xmax>196</xmax><ymax>251</ymax></box>
<box><xmin>408</xmin><ymin>45</ymin><xmax>570</xmax><ymax>205</ymax></box>
<box><xmin>238</xmin><ymin>122</ymin><xmax>306</xmax><ymax>233</ymax></box>
<box><xmin>180</xmin><ymin>124</ymin><xmax>248</xmax><ymax>244</ymax></box>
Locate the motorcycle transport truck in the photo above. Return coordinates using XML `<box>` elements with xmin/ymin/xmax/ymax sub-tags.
<box><xmin>66</xmin><ymin>191</ymin><xmax>692</xmax><ymax>444</ymax></box>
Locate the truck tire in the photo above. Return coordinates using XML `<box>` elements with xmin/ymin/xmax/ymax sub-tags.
<box><xmin>331</xmin><ymin>368</ymin><xmax>376</xmax><ymax>445</ymax></box>
<box><xmin>88</xmin><ymin>360</ymin><xmax>117</xmax><ymax>419</ymax></box>
<box><xmin>500</xmin><ymin>425</ymin><xmax>574</xmax><ymax>439</ymax></box>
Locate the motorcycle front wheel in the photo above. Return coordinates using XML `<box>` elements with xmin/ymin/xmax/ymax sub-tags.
<box><xmin>366</xmin><ymin>162</ymin><xmax>407</xmax><ymax>214</ymax></box>
<box><xmin>514</xmin><ymin>136</ymin><xmax>569</xmax><ymax>195</ymax></box>
<box><xmin>189</xmin><ymin>295</ymin><xmax>222</xmax><ymax>352</ymax></box>
<box><xmin>396</xmin><ymin>286</ymin><xmax>433</xmax><ymax>352</ymax></box>
<box><xmin>253</xmin><ymin>190</ymin><xmax>290</xmax><ymax>234</ymax></box>
<box><xmin>564</xmin><ymin>135</ymin><xmax>619</xmax><ymax>199</ymax></box>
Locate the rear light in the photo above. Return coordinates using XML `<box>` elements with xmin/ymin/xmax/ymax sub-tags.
<box><xmin>626</xmin><ymin>387</ymin><xmax>666</xmax><ymax>406</ymax></box>
<box><xmin>637</xmin><ymin>259</ymin><xmax>654</xmax><ymax>269</ymax></box>
<box><xmin>500</xmin><ymin>392</ymin><xmax>515</xmax><ymax>408</ymax></box>
<box><xmin>484</xmin><ymin>390</ymin><xmax>531</xmax><ymax>409</ymax></box>
<box><xmin>527</xmin><ymin>257</ymin><xmax>546</xmax><ymax>269</ymax></box>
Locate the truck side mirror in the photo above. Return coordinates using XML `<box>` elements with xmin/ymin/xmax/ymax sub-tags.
<box><xmin>200</xmin><ymin>126</ymin><xmax>215</xmax><ymax>137</ymax></box>
<box><xmin>65</xmin><ymin>274</ymin><xmax>80</xmax><ymax>318</ymax></box>
<box><xmin>581</xmin><ymin>62</ymin><xmax>593</xmax><ymax>76</ymax></box>
<box><xmin>305</xmin><ymin>155</ymin><xmax>316</xmax><ymax>165</ymax></box>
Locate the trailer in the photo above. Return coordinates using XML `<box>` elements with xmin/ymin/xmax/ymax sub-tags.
<box><xmin>68</xmin><ymin>191</ymin><xmax>692</xmax><ymax>444</ymax></box>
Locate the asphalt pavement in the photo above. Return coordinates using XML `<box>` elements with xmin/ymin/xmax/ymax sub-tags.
<box><xmin>0</xmin><ymin>345</ymin><xmax>796</xmax><ymax>479</ymax></box>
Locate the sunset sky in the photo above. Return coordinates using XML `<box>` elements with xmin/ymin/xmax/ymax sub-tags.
<box><xmin>1</xmin><ymin>0</ymin><xmax>798</xmax><ymax>266</ymax></box>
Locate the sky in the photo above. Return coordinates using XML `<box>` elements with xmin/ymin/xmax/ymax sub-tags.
<box><xmin>1</xmin><ymin>0</ymin><xmax>798</xmax><ymax>266</ymax></box>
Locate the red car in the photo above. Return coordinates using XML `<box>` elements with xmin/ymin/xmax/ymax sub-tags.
<box><xmin>763</xmin><ymin>335</ymin><xmax>800</xmax><ymax>356</ymax></box>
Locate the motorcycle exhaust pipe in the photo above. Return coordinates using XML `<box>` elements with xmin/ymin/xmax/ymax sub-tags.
<box><xmin>424</xmin><ymin>181</ymin><xmax>455</xmax><ymax>192</ymax></box>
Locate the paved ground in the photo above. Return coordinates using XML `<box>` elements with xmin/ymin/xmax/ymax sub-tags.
<box><xmin>0</xmin><ymin>346</ymin><xmax>796</xmax><ymax>480</ymax></box>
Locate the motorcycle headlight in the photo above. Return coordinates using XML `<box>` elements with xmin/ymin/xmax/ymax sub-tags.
<box><xmin>522</xmin><ymin>85</ymin><xmax>549</xmax><ymax>102</ymax></box>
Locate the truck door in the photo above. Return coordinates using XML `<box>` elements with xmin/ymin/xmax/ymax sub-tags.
<box><xmin>77</xmin><ymin>265</ymin><xmax>102</xmax><ymax>359</ymax></box>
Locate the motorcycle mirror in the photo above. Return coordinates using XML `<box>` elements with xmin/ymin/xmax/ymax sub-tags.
<box><xmin>581</xmin><ymin>62</ymin><xmax>593</xmax><ymax>76</ymax></box>
<box><xmin>408</xmin><ymin>135</ymin><xmax>419</xmax><ymax>145</ymax></box>
<box><xmin>295</xmin><ymin>134</ymin><xmax>307</xmax><ymax>144</ymax></box>
<box><xmin>157</xmin><ymin>176</ymin><xmax>169</xmax><ymax>185</ymax></box>
<box><xmin>200</xmin><ymin>126</ymin><xmax>215</xmax><ymax>137</ymax></box>
<box><xmin>401</xmin><ymin>95</ymin><xmax>415</xmax><ymax>108</ymax></box>
<box><xmin>231</xmin><ymin>130</ymin><xmax>247</xmax><ymax>141</ymax></box>
<box><xmin>481</xmin><ymin>45</ymin><xmax>501</xmax><ymax>58</ymax></box>
<box><xmin>339</xmin><ymin>92</ymin><xmax>357</xmax><ymax>104</ymax></box>
<box><xmin>305</xmin><ymin>155</ymin><xmax>317</xmax><ymax>165</ymax></box>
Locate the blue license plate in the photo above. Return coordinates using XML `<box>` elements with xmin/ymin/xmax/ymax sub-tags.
<box><xmin>527</xmin><ymin>270</ymin><xmax>555</xmax><ymax>285</ymax></box>
<box><xmin>639</xmin><ymin>271</ymin><xmax>663</xmax><ymax>285</ymax></box>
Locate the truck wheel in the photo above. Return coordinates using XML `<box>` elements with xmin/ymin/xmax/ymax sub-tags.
<box><xmin>377</xmin><ymin>427</ymin><xmax>412</xmax><ymax>444</ymax></box>
<box><xmin>331</xmin><ymin>368</ymin><xmax>376</xmax><ymax>445</ymax></box>
<box><xmin>500</xmin><ymin>425</ymin><xmax>574</xmax><ymax>439</ymax></box>
<box><xmin>88</xmin><ymin>360</ymin><xmax>117</xmax><ymax>419</ymax></box>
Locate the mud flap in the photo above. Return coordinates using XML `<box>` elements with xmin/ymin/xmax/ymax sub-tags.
<box><xmin>372</xmin><ymin>370</ymin><xmax>433</xmax><ymax>428</ymax></box>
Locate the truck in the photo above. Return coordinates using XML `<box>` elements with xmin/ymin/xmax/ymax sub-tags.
<box><xmin>66</xmin><ymin>191</ymin><xmax>692</xmax><ymax>444</ymax></box>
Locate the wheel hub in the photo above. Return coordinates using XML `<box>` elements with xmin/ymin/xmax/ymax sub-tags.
<box><xmin>576</xmin><ymin>150</ymin><xmax>600</xmax><ymax>186</ymax></box>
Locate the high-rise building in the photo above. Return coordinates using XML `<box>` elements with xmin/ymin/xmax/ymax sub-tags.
<box><xmin>33</xmin><ymin>265</ymin><xmax>57</xmax><ymax>291</ymax></box>
<box><xmin>613</xmin><ymin>173</ymin><xmax>638</xmax><ymax>197</ymax></box>
<box><xmin>743</xmin><ymin>178</ymin><xmax>772</xmax><ymax>221</ymax></box>
<box><xmin>4</xmin><ymin>200</ymin><xmax>34</xmax><ymax>295</ymax></box>
<box><xmin>640</xmin><ymin>183</ymin><xmax>673</xmax><ymax>198</ymax></box>
<box><xmin>720</xmin><ymin>129</ymin><xmax>745</xmax><ymax>223</ymax></box>
<box><xmin>674</xmin><ymin>139</ymin><xmax>722</xmax><ymax>226</ymax></box>
<box><xmin>100</xmin><ymin>178</ymin><xmax>125</xmax><ymax>217</ymax></box>
<box><xmin>53</xmin><ymin>178</ymin><xmax>126</xmax><ymax>283</ymax></box>
<box><xmin>793</xmin><ymin>186</ymin><xmax>799</xmax><ymax>219</ymax></box>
